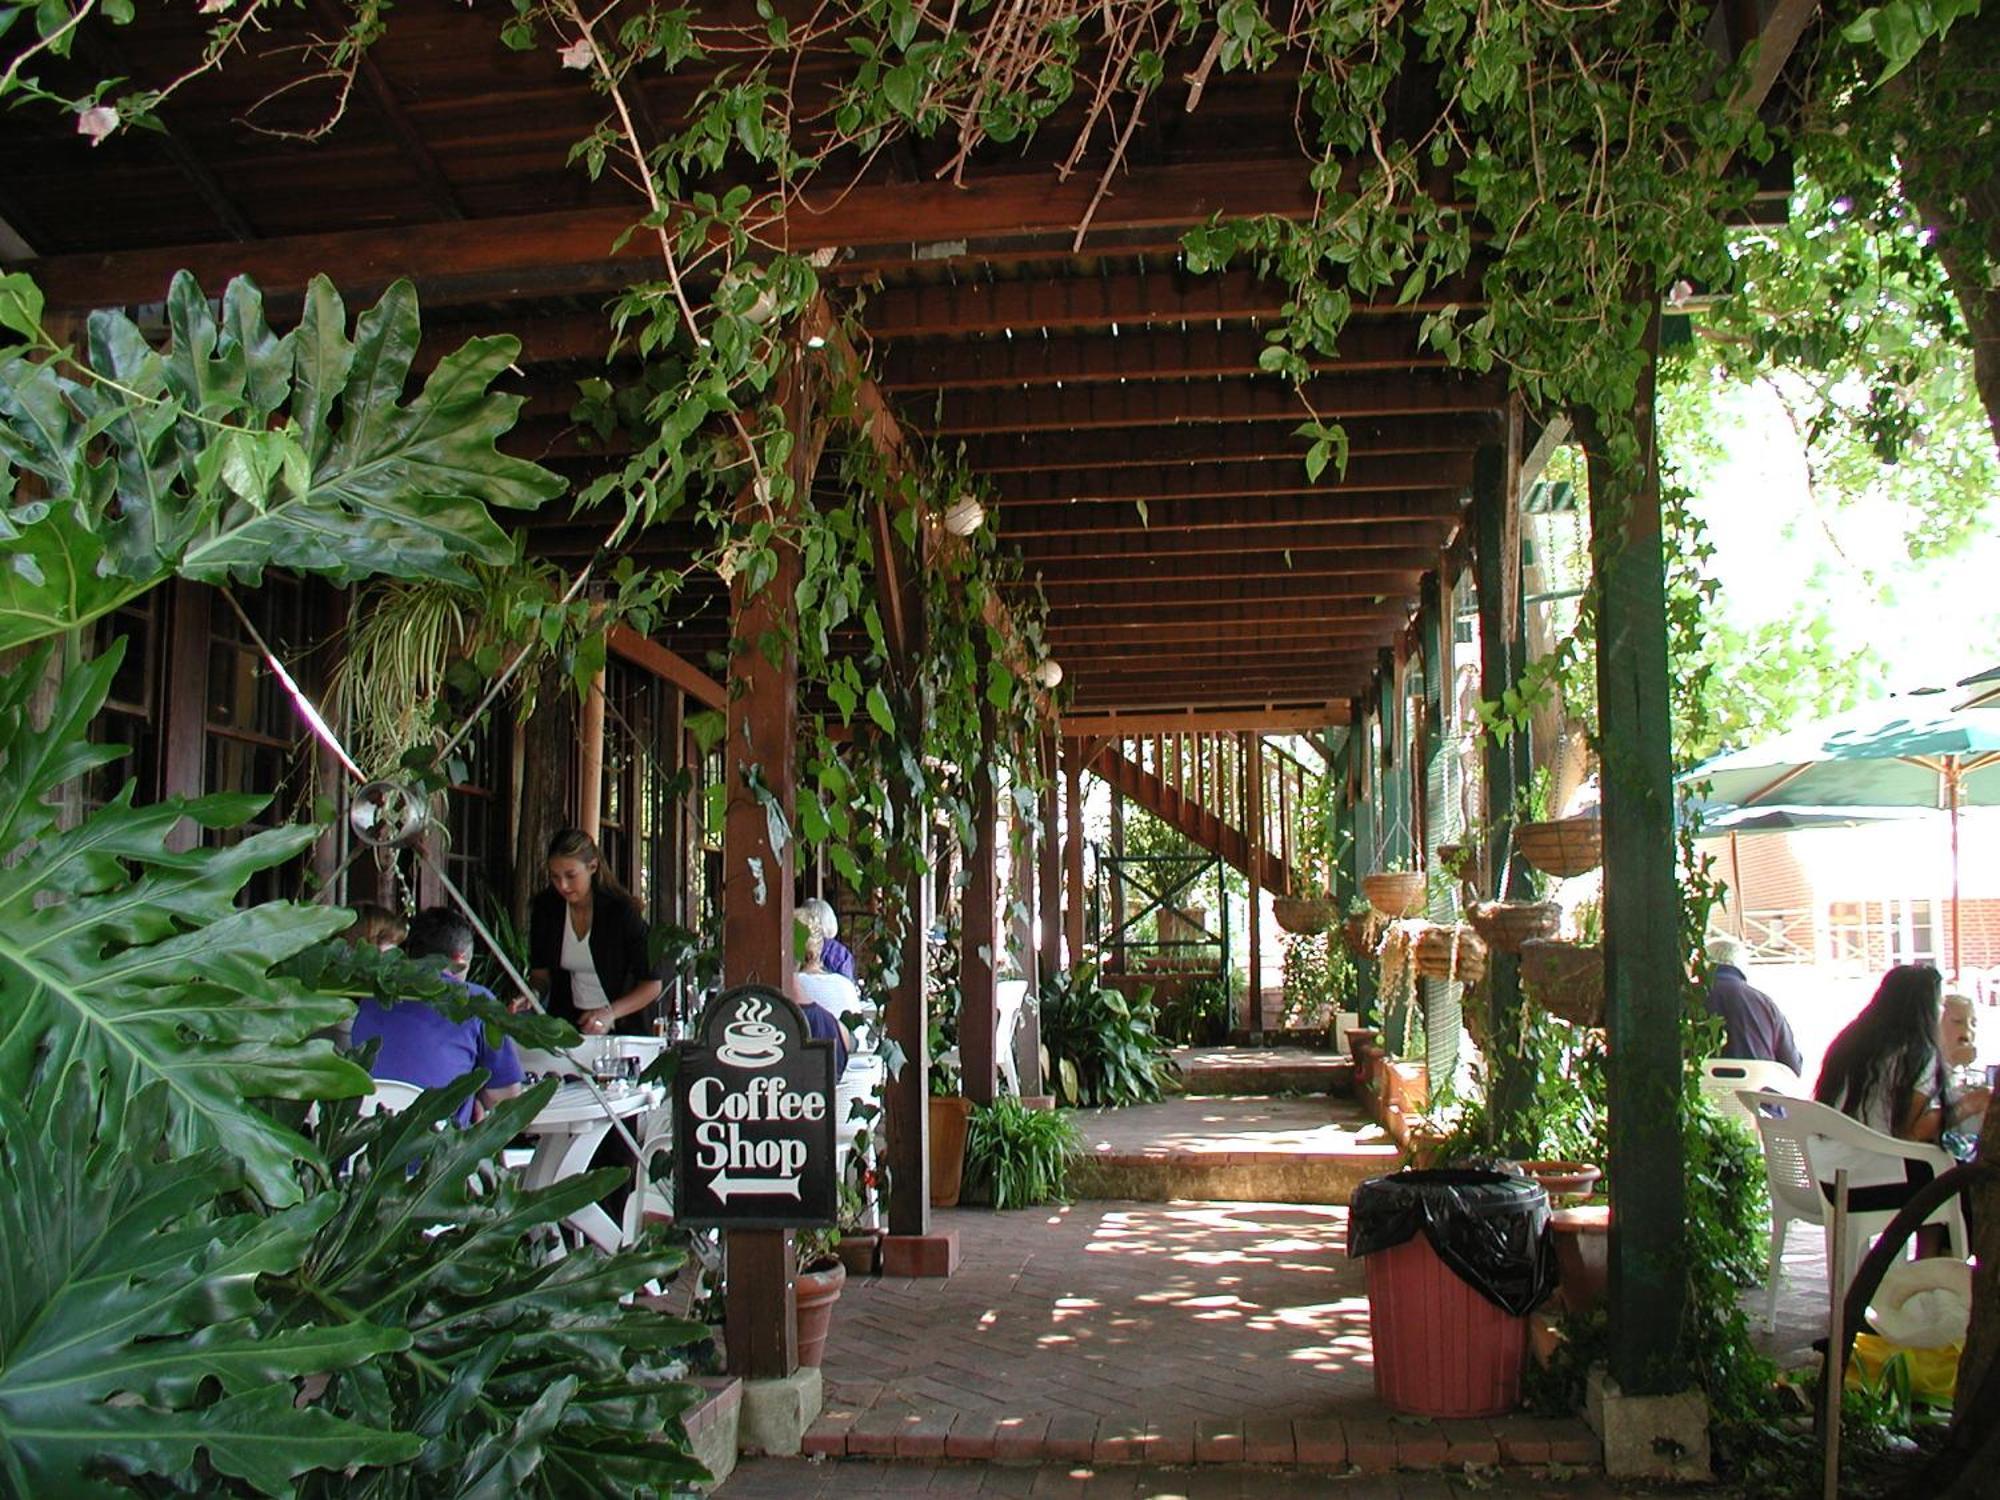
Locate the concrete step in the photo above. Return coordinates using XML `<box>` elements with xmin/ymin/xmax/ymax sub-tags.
<box><xmin>1177</xmin><ymin>1045</ymin><xmax>1354</xmax><ymax>1097</ymax></box>
<box><xmin>1069</xmin><ymin>1092</ymin><xmax>1400</xmax><ymax>1206</ymax></box>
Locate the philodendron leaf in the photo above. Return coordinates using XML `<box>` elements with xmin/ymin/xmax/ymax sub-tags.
<box><xmin>0</xmin><ymin>643</ymin><xmax>371</xmax><ymax>1204</ymax></box>
<box><xmin>0</xmin><ymin>1066</ymin><xmax>419</xmax><ymax>1498</ymax></box>
<box><xmin>0</xmin><ymin>270</ymin><xmax>567</xmax><ymax>651</ymax></box>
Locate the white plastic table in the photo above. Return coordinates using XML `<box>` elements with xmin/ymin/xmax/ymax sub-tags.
<box><xmin>520</xmin><ymin>1079</ymin><xmax>661</xmax><ymax>1253</ymax></box>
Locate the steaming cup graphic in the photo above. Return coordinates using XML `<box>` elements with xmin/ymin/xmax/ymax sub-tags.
<box><xmin>717</xmin><ymin>997</ymin><xmax>785</xmax><ymax>1069</ymax></box>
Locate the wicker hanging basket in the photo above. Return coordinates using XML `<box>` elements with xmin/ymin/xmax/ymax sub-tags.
<box><xmin>1272</xmin><ymin>896</ymin><xmax>1340</xmax><ymax>935</ymax></box>
<box><xmin>1466</xmin><ymin>900</ymin><xmax>1564</xmax><ymax>954</ymax></box>
<box><xmin>1435</xmin><ymin>842</ymin><xmax>1479</xmax><ymax>881</ymax></box>
<box><xmin>1361</xmin><ymin>870</ymin><xmax>1427</xmax><ymax>919</ymax></box>
<box><xmin>1414</xmin><ymin>924</ymin><xmax>1488</xmax><ymax>984</ymax></box>
<box><xmin>1341</xmin><ymin>911</ymin><xmax>1381</xmax><ymax>959</ymax></box>
<box><xmin>1519</xmin><ymin>939</ymin><xmax>1605</xmax><ymax>1027</ymax></box>
<box><xmin>1515</xmin><ymin>816</ymin><xmax>1603</xmax><ymax>879</ymax></box>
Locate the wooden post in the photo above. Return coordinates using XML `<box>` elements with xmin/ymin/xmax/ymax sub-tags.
<box><xmin>1037</xmin><ymin>731</ymin><xmax>1061</xmax><ymax>981</ymax></box>
<box><xmin>1108</xmin><ymin>786</ymin><xmax>1127</xmax><ymax>973</ymax></box>
<box><xmin>1580</xmin><ymin>307</ymin><xmax>1688</xmax><ymax>1394</ymax></box>
<box><xmin>1244</xmin><ymin>730</ymin><xmax>1265</xmax><ymax>1037</ymax></box>
<box><xmin>1064</xmin><ymin>736</ymin><xmax>1087</xmax><ymax>966</ymax></box>
<box><xmin>721</xmin><ymin>358</ymin><xmax>822</xmax><ymax>1382</ymax></box>
<box><xmin>1348</xmin><ymin>702</ymin><xmax>1378</xmax><ymax>1022</ymax></box>
<box><xmin>578</xmin><ymin>669</ymin><xmax>607</xmax><ymax>840</ymax></box>
<box><xmin>960</xmin><ymin>694</ymin><xmax>1000</xmax><ymax>1106</ymax></box>
<box><xmin>1473</xmin><ymin>441</ymin><xmax>1534</xmax><ymax>1146</ymax></box>
<box><xmin>883</xmin><ymin>794</ymin><xmax>932</xmax><ymax>1235</ymax></box>
<box><xmin>1011</xmin><ymin>788</ymin><xmax>1042</xmax><ymax>1093</ymax></box>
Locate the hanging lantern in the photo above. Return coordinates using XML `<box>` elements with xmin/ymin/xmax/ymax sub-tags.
<box><xmin>943</xmin><ymin>494</ymin><xmax>986</xmax><ymax>536</ymax></box>
<box><xmin>1036</xmin><ymin>658</ymin><xmax>1064</xmax><ymax>689</ymax></box>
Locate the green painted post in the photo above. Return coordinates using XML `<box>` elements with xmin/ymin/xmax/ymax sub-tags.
<box><xmin>1579</xmin><ymin>309</ymin><xmax>1687</xmax><ymax>1394</ymax></box>
<box><xmin>1473</xmin><ymin>444</ymin><xmax>1534</xmax><ymax>1147</ymax></box>
<box><xmin>1348</xmin><ymin>699</ymin><xmax>1377</xmax><ymax>1023</ymax></box>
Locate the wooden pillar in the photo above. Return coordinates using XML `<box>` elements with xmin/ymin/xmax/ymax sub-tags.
<box><xmin>578</xmin><ymin>670</ymin><xmax>607</xmax><ymax>840</ymax></box>
<box><xmin>884</xmin><ymin>799</ymin><xmax>932</xmax><ymax>1235</ymax></box>
<box><xmin>722</xmin><ymin>360</ymin><xmax>820</xmax><ymax>1382</ymax></box>
<box><xmin>1348</xmin><ymin>702</ymin><xmax>1379</xmax><ymax>1022</ymax></box>
<box><xmin>1580</xmin><ymin>307</ymin><xmax>1687</xmax><ymax>1394</ymax></box>
<box><xmin>1108</xmin><ymin>786</ymin><xmax>1127</xmax><ymax>973</ymax></box>
<box><xmin>1473</xmin><ymin>441</ymin><xmax>1535</xmax><ymax>1147</ymax></box>
<box><xmin>960</xmin><ymin>694</ymin><xmax>999</xmax><ymax>1106</ymax></box>
<box><xmin>1244</xmin><ymin>730</ymin><xmax>1265</xmax><ymax>1037</ymax></box>
<box><xmin>1011</xmin><ymin>788</ymin><xmax>1042</xmax><ymax>1094</ymax></box>
<box><xmin>1037</xmin><ymin>731</ymin><xmax>1061</xmax><ymax>982</ymax></box>
<box><xmin>1063</xmin><ymin>736</ymin><xmax>1087</xmax><ymax>966</ymax></box>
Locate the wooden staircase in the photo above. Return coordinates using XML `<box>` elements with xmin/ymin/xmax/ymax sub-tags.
<box><xmin>1094</xmin><ymin>738</ymin><xmax>1300</xmax><ymax>896</ymax></box>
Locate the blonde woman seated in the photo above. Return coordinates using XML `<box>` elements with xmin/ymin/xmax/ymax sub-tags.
<box><xmin>795</xmin><ymin>926</ymin><xmax>857</xmax><ymax>1079</ymax></box>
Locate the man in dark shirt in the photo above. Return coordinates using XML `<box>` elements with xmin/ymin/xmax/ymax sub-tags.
<box><xmin>1703</xmin><ymin>936</ymin><xmax>1803</xmax><ymax>1075</ymax></box>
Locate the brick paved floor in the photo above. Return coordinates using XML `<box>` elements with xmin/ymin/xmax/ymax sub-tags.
<box><xmin>719</xmin><ymin>1456</ymin><xmax>1664</xmax><ymax>1497</ymax></box>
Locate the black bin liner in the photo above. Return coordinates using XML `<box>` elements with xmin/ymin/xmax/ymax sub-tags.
<box><xmin>1347</xmin><ymin>1168</ymin><xmax>1557</xmax><ymax>1317</ymax></box>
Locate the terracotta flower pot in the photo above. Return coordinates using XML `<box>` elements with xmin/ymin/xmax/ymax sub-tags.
<box><xmin>1517</xmin><ymin>1160</ymin><xmax>1601</xmax><ymax>1199</ymax></box>
<box><xmin>795</xmin><ymin>1259</ymin><xmax>847</xmax><ymax>1368</ymax></box>
<box><xmin>835</xmin><ymin>1231</ymin><xmax>882</xmax><ymax>1278</ymax></box>
<box><xmin>928</xmin><ymin>1095</ymin><xmax>974</xmax><ymax>1208</ymax></box>
<box><xmin>1550</xmin><ymin>1204</ymin><xmax>1611</xmax><ymax>1314</ymax></box>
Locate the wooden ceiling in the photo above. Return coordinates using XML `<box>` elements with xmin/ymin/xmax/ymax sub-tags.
<box><xmin>2</xmin><ymin>5</ymin><xmax>1798</xmax><ymax>729</ymax></box>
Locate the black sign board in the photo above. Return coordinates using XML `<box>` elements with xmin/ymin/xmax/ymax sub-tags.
<box><xmin>673</xmin><ymin>983</ymin><xmax>838</xmax><ymax>1229</ymax></box>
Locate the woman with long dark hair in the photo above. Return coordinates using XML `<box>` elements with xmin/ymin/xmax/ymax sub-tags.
<box><xmin>528</xmin><ymin>828</ymin><xmax>663</xmax><ymax>1037</ymax></box>
<box><xmin>1811</xmin><ymin>964</ymin><xmax>1982</xmax><ymax>1232</ymax></box>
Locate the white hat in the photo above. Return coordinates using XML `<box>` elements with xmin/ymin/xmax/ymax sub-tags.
<box><xmin>1868</xmin><ymin>1257</ymin><xmax>1972</xmax><ymax>1348</ymax></box>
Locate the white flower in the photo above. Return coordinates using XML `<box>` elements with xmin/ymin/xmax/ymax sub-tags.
<box><xmin>76</xmin><ymin>105</ymin><xmax>119</xmax><ymax>145</ymax></box>
<box><xmin>558</xmin><ymin>38</ymin><xmax>596</xmax><ymax>70</ymax></box>
<box><xmin>199</xmin><ymin>0</ymin><xmax>234</xmax><ymax>12</ymax></box>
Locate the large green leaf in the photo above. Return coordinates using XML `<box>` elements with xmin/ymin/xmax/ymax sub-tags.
<box><xmin>0</xmin><ymin>643</ymin><xmax>373</xmax><ymax>1204</ymax></box>
<box><xmin>0</xmin><ymin>269</ymin><xmax>566</xmax><ymax>651</ymax></box>
<box><xmin>274</xmin><ymin>1082</ymin><xmax>714</xmax><ymax>1499</ymax></box>
<box><xmin>0</xmin><ymin>1066</ymin><xmax>420</xmax><ymax>1498</ymax></box>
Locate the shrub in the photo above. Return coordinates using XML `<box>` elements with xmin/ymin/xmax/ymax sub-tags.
<box><xmin>1037</xmin><ymin>963</ymin><xmax>1175</xmax><ymax>1108</ymax></box>
<box><xmin>964</xmin><ymin>1097</ymin><xmax>1083</xmax><ymax>1208</ymax></box>
<box><xmin>1154</xmin><ymin>973</ymin><xmax>1233</xmax><ymax>1046</ymax></box>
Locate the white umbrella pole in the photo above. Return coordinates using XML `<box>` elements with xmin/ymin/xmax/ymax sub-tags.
<box><xmin>1948</xmin><ymin>759</ymin><xmax>1962</xmax><ymax>981</ymax></box>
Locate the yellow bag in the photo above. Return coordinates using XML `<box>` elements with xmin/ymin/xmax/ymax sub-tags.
<box><xmin>1846</xmin><ymin>1333</ymin><xmax>1962</xmax><ymax>1404</ymax></box>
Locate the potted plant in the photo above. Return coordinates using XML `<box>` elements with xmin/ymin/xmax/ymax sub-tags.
<box><xmin>833</xmin><ymin>1169</ymin><xmax>884</xmax><ymax>1276</ymax></box>
<box><xmin>1340</xmin><ymin>896</ymin><xmax>1381</xmax><ymax>960</ymax></box>
<box><xmin>793</xmin><ymin>1227</ymin><xmax>847</xmax><ymax>1368</ymax></box>
<box><xmin>1518</xmin><ymin>899</ymin><xmax>1605</xmax><ymax>1027</ymax></box>
<box><xmin>1361</xmin><ymin>867</ymin><xmax>1426</xmax><ymax>919</ymax></box>
<box><xmin>1466</xmin><ymin>899</ymin><xmax>1563</xmax><ymax>954</ymax></box>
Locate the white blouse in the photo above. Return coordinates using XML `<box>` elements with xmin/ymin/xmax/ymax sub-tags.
<box><xmin>561</xmin><ymin>913</ymin><xmax>611</xmax><ymax>1012</ymax></box>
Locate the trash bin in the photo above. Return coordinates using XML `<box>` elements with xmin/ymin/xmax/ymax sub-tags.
<box><xmin>1348</xmin><ymin>1168</ymin><xmax>1557</xmax><ymax>1418</ymax></box>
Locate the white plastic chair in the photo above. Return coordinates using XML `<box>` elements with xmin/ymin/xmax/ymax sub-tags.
<box><xmin>1740</xmin><ymin>1090</ymin><xmax>1966</xmax><ymax>1331</ymax></box>
<box><xmin>996</xmin><ymin>979</ymin><xmax>1030</xmax><ymax>1095</ymax></box>
<box><xmin>1701</xmin><ymin>1059</ymin><xmax>1800</xmax><ymax>1126</ymax></box>
<box><xmin>621</xmin><ymin>1129</ymin><xmax>678</xmax><ymax>1245</ymax></box>
<box><xmin>357</xmin><ymin>1079</ymin><xmax>424</xmax><ymax>1117</ymax></box>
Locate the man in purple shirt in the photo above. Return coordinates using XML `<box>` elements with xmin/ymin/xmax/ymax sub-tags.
<box><xmin>1703</xmin><ymin>936</ymin><xmax>1804</xmax><ymax>1075</ymax></box>
<box><xmin>350</xmin><ymin>906</ymin><xmax>524</xmax><ymax>1125</ymax></box>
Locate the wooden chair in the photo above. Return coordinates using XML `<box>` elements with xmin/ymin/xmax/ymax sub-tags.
<box><xmin>1740</xmin><ymin>1090</ymin><xmax>1965</xmax><ymax>1331</ymax></box>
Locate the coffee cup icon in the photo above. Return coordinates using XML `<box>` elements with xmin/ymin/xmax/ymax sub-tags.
<box><xmin>717</xmin><ymin>998</ymin><xmax>785</xmax><ymax>1069</ymax></box>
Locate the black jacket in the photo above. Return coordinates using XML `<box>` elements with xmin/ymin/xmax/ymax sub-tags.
<box><xmin>529</xmin><ymin>887</ymin><xmax>661</xmax><ymax>1036</ymax></box>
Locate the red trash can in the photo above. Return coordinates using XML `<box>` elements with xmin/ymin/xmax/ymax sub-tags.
<box><xmin>1349</xmin><ymin>1169</ymin><xmax>1555</xmax><ymax>1419</ymax></box>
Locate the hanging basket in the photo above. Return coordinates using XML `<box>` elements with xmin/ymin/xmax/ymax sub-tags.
<box><xmin>1272</xmin><ymin>896</ymin><xmax>1340</xmax><ymax>935</ymax></box>
<box><xmin>1414</xmin><ymin>924</ymin><xmax>1488</xmax><ymax>984</ymax></box>
<box><xmin>1519</xmin><ymin>939</ymin><xmax>1605</xmax><ymax>1027</ymax></box>
<box><xmin>1341</xmin><ymin>911</ymin><xmax>1381</xmax><ymax>959</ymax></box>
<box><xmin>1515</xmin><ymin>816</ymin><xmax>1603</xmax><ymax>879</ymax></box>
<box><xmin>1361</xmin><ymin>871</ymin><xmax>1427</xmax><ymax>919</ymax></box>
<box><xmin>1466</xmin><ymin>900</ymin><xmax>1564</xmax><ymax>954</ymax></box>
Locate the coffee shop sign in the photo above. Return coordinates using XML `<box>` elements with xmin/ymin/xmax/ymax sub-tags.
<box><xmin>673</xmin><ymin>984</ymin><xmax>838</xmax><ymax>1228</ymax></box>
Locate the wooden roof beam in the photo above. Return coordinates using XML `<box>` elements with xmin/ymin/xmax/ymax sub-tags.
<box><xmin>931</xmin><ymin>376</ymin><xmax>1507</xmax><ymax>434</ymax></box>
<box><xmin>1001</xmin><ymin>491</ymin><xmax>1465</xmax><ymax>538</ymax></box>
<box><xmin>863</xmin><ymin>267</ymin><xmax>1486</xmax><ymax>339</ymax></box>
<box><xmin>28</xmin><ymin>156</ymin><xmax>1321</xmax><ymax>313</ymax></box>
<box><xmin>1016</xmin><ymin>520</ymin><xmax>1452</xmax><ymax>562</ymax></box>
<box><xmin>1024</xmin><ymin>549</ymin><xmax>1437</xmax><ymax>586</ymax></box>
<box><xmin>1062</xmin><ymin>705</ymin><xmax>1352</xmax><ymax>734</ymax></box>
<box><xmin>1030</xmin><ymin>573</ymin><xmax>1421</xmax><ymax>608</ymax></box>
<box><xmin>997</xmin><ymin>454</ymin><xmax>1475</xmax><ymax>505</ymax></box>
<box><xmin>880</xmin><ymin>323</ymin><xmax>1440</xmax><ymax>391</ymax></box>
<box><xmin>961</xmin><ymin>415</ymin><xmax>1486</xmax><ymax>473</ymax></box>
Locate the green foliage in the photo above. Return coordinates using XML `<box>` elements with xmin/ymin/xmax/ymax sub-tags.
<box><xmin>1154</xmin><ymin>973</ymin><xmax>1233</xmax><ymax>1047</ymax></box>
<box><xmin>964</xmin><ymin>1095</ymin><xmax>1082</xmax><ymax>1209</ymax></box>
<box><xmin>271</xmin><ymin>1078</ymin><xmax>711</xmax><ymax>1499</ymax></box>
<box><xmin>1280</xmin><ymin>932</ymin><xmax>1350</xmax><ymax>1032</ymax></box>
<box><xmin>0</xmin><ymin>641</ymin><xmax>370</xmax><ymax>1206</ymax></box>
<box><xmin>0</xmin><ymin>271</ymin><xmax>565</xmax><ymax>651</ymax></box>
<box><xmin>0</xmin><ymin>1064</ymin><xmax>421</xmax><ymax>1499</ymax></box>
<box><xmin>1036</xmin><ymin>963</ymin><xmax>1174</xmax><ymax>1109</ymax></box>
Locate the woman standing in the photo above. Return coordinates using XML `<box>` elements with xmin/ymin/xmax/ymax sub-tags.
<box><xmin>528</xmin><ymin>828</ymin><xmax>663</xmax><ymax>1037</ymax></box>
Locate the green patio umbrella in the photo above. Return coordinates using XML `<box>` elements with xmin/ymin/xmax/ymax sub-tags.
<box><xmin>1958</xmin><ymin>664</ymin><xmax>2000</xmax><ymax>711</ymax></box>
<box><xmin>1685</xmin><ymin>694</ymin><xmax>2000</xmax><ymax>977</ymax></box>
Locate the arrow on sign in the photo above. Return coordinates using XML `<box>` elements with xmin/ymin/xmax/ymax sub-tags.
<box><xmin>710</xmin><ymin>1170</ymin><xmax>802</xmax><ymax>1202</ymax></box>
